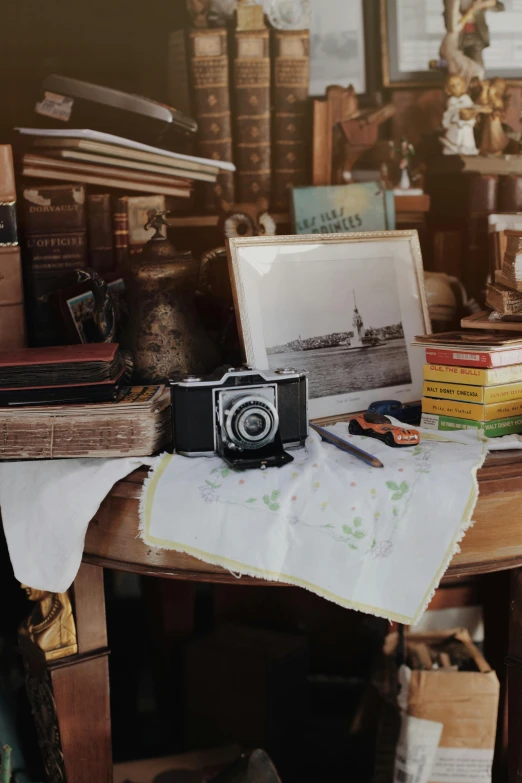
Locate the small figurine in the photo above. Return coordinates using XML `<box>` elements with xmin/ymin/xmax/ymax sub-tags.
<box><xmin>441</xmin><ymin>74</ymin><xmax>480</xmax><ymax>155</ymax></box>
<box><xmin>392</xmin><ymin>137</ymin><xmax>416</xmax><ymax>190</ymax></box>
<box><xmin>458</xmin><ymin>0</ymin><xmax>505</xmax><ymax>69</ymax></box>
<box><xmin>348</xmin><ymin>411</ymin><xmax>420</xmax><ymax>448</ymax></box>
<box><xmin>76</xmin><ymin>268</ymin><xmax>116</xmax><ymax>343</ymax></box>
<box><xmin>18</xmin><ymin>585</ymin><xmax>78</xmax><ymax>661</ymax></box>
<box><xmin>475</xmin><ymin>77</ymin><xmax>509</xmax><ymax>155</ymax></box>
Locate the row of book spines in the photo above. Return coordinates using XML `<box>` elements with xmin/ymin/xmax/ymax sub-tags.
<box><xmin>421</xmin><ymin>396</ymin><xmax>522</xmax><ymax>422</ymax></box>
<box><xmin>184</xmin><ymin>26</ymin><xmax>309</xmax><ymax>208</ymax></box>
<box><xmin>421</xmin><ymin>412</ymin><xmax>522</xmax><ymax>438</ymax></box>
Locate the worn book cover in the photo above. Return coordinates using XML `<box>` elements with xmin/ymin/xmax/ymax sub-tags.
<box><xmin>0</xmin><ymin>385</ymin><xmax>172</xmax><ymax>459</ymax></box>
<box><xmin>189</xmin><ymin>27</ymin><xmax>235</xmax><ymax>208</ymax></box>
<box><xmin>486</xmin><ymin>282</ymin><xmax>522</xmax><ymax>315</ymax></box>
<box><xmin>0</xmin><ymin>145</ymin><xmax>26</xmax><ymax>349</ymax></box>
<box><xmin>271</xmin><ymin>28</ymin><xmax>310</xmax><ymax>210</ymax></box>
<box><xmin>87</xmin><ymin>193</ymin><xmax>114</xmax><ymax>273</ymax></box>
<box><xmin>423</xmin><ymin>362</ymin><xmax>522</xmax><ymax>387</ymax></box>
<box><xmin>291</xmin><ymin>183</ymin><xmax>395</xmax><ymax>235</ymax></box>
<box><xmin>422</xmin><ymin>395</ymin><xmax>522</xmax><ymax>422</ymax></box>
<box><xmin>233</xmin><ymin>27</ymin><xmax>271</xmax><ymax>202</ymax></box>
<box><xmin>21</xmin><ymin>183</ymin><xmax>87</xmax><ymax>346</ymax></box>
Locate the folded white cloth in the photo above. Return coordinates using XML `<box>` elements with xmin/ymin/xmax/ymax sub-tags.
<box><xmin>0</xmin><ymin>456</ymin><xmax>155</xmax><ymax>593</ymax></box>
<box><xmin>140</xmin><ymin>424</ymin><xmax>488</xmax><ymax>625</ymax></box>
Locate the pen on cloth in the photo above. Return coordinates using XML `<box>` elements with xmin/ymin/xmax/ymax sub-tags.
<box><xmin>309</xmin><ymin>423</ymin><xmax>384</xmax><ymax>469</ymax></box>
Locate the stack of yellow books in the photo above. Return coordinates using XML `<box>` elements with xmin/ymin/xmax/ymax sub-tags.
<box><xmin>412</xmin><ymin>331</ymin><xmax>522</xmax><ymax>437</ymax></box>
<box><xmin>421</xmin><ymin>364</ymin><xmax>522</xmax><ymax>436</ymax></box>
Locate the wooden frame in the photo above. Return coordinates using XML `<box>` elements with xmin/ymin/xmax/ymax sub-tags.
<box><xmin>226</xmin><ymin>230</ymin><xmax>430</xmax><ymax>419</ymax></box>
<box><xmin>381</xmin><ymin>0</ymin><xmax>522</xmax><ymax>88</ymax></box>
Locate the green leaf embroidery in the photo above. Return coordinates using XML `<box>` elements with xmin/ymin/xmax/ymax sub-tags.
<box><xmin>269</xmin><ymin>503</ymin><xmax>280</xmax><ymax>511</ymax></box>
<box><xmin>205</xmin><ymin>480</ymin><xmax>221</xmax><ymax>489</ymax></box>
<box><xmin>221</xmin><ymin>468</ymin><xmax>230</xmax><ymax>478</ymax></box>
<box><xmin>391</xmin><ymin>492</ymin><xmax>403</xmax><ymax>501</ymax></box>
<box><xmin>246</xmin><ymin>498</ymin><xmax>257</xmax><ymax>503</ymax></box>
<box><xmin>392</xmin><ymin>506</ymin><xmax>398</xmax><ymax>517</ymax></box>
<box><xmin>386</xmin><ymin>481</ymin><xmax>399</xmax><ymax>491</ymax></box>
<box><xmin>349</xmin><ymin>544</ymin><xmax>357</xmax><ymax>550</ymax></box>
<box><xmin>271</xmin><ymin>490</ymin><xmax>280</xmax><ymax>500</ymax></box>
<box><xmin>399</xmin><ymin>481</ymin><xmax>408</xmax><ymax>493</ymax></box>
<box><xmin>354</xmin><ymin>530</ymin><xmax>365</xmax><ymax>539</ymax></box>
<box><xmin>263</xmin><ymin>495</ymin><xmax>270</xmax><ymax>505</ymax></box>
<box><xmin>353</xmin><ymin>517</ymin><xmax>362</xmax><ymax>527</ymax></box>
<box><xmin>342</xmin><ymin>525</ymin><xmax>353</xmax><ymax>535</ymax></box>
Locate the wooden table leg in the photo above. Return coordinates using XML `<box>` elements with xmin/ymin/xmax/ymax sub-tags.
<box><xmin>21</xmin><ymin>563</ymin><xmax>113</xmax><ymax>783</ymax></box>
<box><xmin>507</xmin><ymin>567</ymin><xmax>522</xmax><ymax>783</ymax></box>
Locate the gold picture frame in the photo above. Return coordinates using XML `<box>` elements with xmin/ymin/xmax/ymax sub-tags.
<box><xmin>226</xmin><ymin>230</ymin><xmax>431</xmax><ymax>420</ymax></box>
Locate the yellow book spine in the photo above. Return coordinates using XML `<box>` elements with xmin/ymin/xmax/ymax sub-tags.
<box><xmin>484</xmin><ymin>381</ymin><xmax>522</xmax><ymax>404</ymax></box>
<box><xmin>423</xmin><ymin>363</ymin><xmax>522</xmax><ymax>386</ymax></box>
<box><xmin>422</xmin><ymin>397</ymin><xmax>522</xmax><ymax>421</ymax></box>
<box><xmin>423</xmin><ymin>381</ymin><xmax>484</xmax><ymax>403</ymax></box>
<box><xmin>484</xmin><ymin>399</ymin><xmax>522</xmax><ymax>421</ymax></box>
<box><xmin>421</xmin><ymin>398</ymin><xmax>484</xmax><ymax>421</ymax></box>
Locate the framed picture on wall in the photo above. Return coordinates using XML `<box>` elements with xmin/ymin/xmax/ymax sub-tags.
<box><xmin>381</xmin><ymin>0</ymin><xmax>522</xmax><ymax>87</ymax></box>
<box><xmin>226</xmin><ymin>231</ymin><xmax>430</xmax><ymax>420</ymax></box>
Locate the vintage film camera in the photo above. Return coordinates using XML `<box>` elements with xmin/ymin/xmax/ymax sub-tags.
<box><xmin>171</xmin><ymin>366</ymin><xmax>308</xmax><ymax>469</ymax></box>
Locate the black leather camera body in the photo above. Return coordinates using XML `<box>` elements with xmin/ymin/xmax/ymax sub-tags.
<box><xmin>171</xmin><ymin>366</ymin><xmax>308</xmax><ymax>470</ymax></box>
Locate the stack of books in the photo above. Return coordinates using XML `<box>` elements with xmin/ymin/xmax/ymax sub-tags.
<box><xmin>16</xmin><ymin>127</ymin><xmax>235</xmax><ymax>199</ymax></box>
<box><xmin>413</xmin><ymin>331</ymin><xmax>522</xmax><ymax>437</ymax></box>
<box><xmin>461</xmin><ymin>229</ymin><xmax>522</xmax><ymax>332</ymax></box>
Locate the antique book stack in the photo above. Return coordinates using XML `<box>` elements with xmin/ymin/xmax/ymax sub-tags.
<box><xmin>460</xmin><ymin>229</ymin><xmax>522</xmax><ymax>332</ymax></box>
<box><xmin>0</xmin><ymin>144</ymin><xmax>26</xmax><ymax>349</ymax></box>
<box><xmin>0</xmin><ymin>385</ymin><xmax>171</xmax><ymax>459</ymax></box>
<box><xmin>0</xmin><ymin>344</ymin><xmax>171</xmax><ymax>458</ymax></box>
<box><xmin>415</xmin><ymin>332</ymin><xmax>522</xmax><ymax>437</ymax></box>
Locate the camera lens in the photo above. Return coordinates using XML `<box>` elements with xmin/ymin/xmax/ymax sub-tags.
<box><xmin>243</xmin><ymin>412</ymin><xmax>266</xmax><ymax>436</ymax></box>
<box><xmin>223</xmin><ymin>394</ymin><xmax>279</xmax><ymax>450</ymax></box>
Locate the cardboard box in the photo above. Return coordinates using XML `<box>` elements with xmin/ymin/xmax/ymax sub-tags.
<box><xmin>382</xmin><ymin>629</ymin><xmax>499</xmax><ymax>783</ymax></box>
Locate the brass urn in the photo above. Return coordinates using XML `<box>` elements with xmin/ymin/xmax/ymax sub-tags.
<box><xmin>126</xmin><ymin>211</ymin><xmax>218</xmax><ymax>383</ymax></box>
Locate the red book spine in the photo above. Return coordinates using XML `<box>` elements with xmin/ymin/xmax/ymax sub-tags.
<box><xmin>425</xmin><ymin>347</ymin><xmax>522</xmax><ymax>368</ymax></box>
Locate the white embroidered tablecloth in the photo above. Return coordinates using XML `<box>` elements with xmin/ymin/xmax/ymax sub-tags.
<box><xmin>140</xmin><ymin>423</ymin><xmax>488</xmax><ymax>625</ymax></box>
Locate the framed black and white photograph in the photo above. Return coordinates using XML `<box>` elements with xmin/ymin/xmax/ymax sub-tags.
<box><xmin>382</xmin><ymin>0</ymin><xmax>522</xmax><ymax>87</ymax></box>
<box><xmin>227</xmin><ymin>231</ymin><xmax>430</xmax><ymax>419</ymax></box>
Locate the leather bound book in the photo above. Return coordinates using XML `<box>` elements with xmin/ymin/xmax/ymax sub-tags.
<box><xmin>233</xmin><ymin>24</ymin><xmax>271</xmax><ymax>202</ymax></box>
<box><xmin>189</xmin><ymin>28</ymin><xmax>235</xmax><ymax>210</ymax></box>
<box><xmin>0</xmin><ymin>145</ymin><xmax>26</xmax><ymax>349</ymax></box>
<box><xmin>21</xmin><ymin>184</ymin><xmax>87</xmax><ymax>346</ymax></box>
<box><xmin>271</xmin><ymin>29</ymin><xmax>310</xmax><ymax>210</ymax></box>
<box><xmin>87</xmin><ymin>193</ymin><xmax>114</xmax><ymax>274</ymax></box>
<box><xmin>112</xmin><ymin>195</ymin><xmax>129</xmax><ymax>271</ymax></box>
<box><xmin>498</xmin><ymin>175</ymin><xmax>522</xmax><ymax>212</ymax></box>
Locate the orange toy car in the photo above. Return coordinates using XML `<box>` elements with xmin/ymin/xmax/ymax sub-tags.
<box><xmin>348</xmin><ymin>411</ymin><xmax>420</xmax><ymax>447</ymax></box>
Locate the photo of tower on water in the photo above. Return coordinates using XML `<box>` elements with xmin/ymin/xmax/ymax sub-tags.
<box><xmin>265</xmin><ymin>272</ymin><xmax>412</xmax><ymax>400</ymax></box>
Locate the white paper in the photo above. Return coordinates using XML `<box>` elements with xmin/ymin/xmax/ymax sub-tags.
<box><xmin>394</xmin><ymin>712</ymin><xmax>444</xmax><ymax>783</ymax></box>
<box><xmin>431</xmin><ymin>747</ymin><xmax>494</xmax><ymax>783</ymax></box>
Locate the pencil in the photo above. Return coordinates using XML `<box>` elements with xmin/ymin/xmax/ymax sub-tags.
<box><xmin>310</xmin><ymin>423</ymin><xmax>384</xmax><ymax>469</ymax></box>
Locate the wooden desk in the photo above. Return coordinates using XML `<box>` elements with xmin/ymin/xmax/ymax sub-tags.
<box><xmin>21</xmin><ymin>450</ymin><xmax>522</xmax><ymax>783</ymax></box>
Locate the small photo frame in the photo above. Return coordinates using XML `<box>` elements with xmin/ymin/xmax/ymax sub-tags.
<box><xmin>226</xmin><ymin>231</ymin><xmax>430</xmax><ymax>419</ymax></box>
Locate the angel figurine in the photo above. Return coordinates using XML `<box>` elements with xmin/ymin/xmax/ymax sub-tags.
<box><xmin>441</xmin><ymin>74</ymin><xmax>481</xmax><ymax>155</ymax></box>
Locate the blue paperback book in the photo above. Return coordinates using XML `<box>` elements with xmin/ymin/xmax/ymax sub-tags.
<box><xmin>291</xmin><ymin>183</ymin><xmax>395</xmax><ymax>235</ymax></box>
